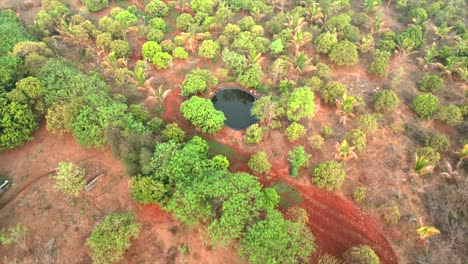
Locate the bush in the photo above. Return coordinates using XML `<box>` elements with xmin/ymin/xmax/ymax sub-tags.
<box><xmin>152</xmin><ymin>52</ymin><xmax>172</xmax><ymax>70</ymax></box>
<box><xmin>172</xmin><ymin>47</ymin><xmax>189</xmax><ymax>59</ymax></box>
<box><xmin>86</xmin><ymin>213</ymin><xmax>140</xmax><ymax>264</ymax></box>
<box><xmin>353</xmin><ymin>186</ymin><xmax>367</xmax><ymax>203</ymax></box>
<box><xmin>408</xmin><ymin>7</ymin><xmax>428</xmax><ymax>24</ymax></box>
<box><xmin>248</xmin><ymin>151</ymin><xmax>271</xmax><ymax>174</ymax></box>
<box><xmin>304</xmin><ymin>77</ymin><xmax>323</xmax><ymax>92</ymax></box>
<box><xmin>412</xmin><ymin>93</ymin><xmax>439</xmax><ymax>119</ymax></box>
<box><xmin>312</xmin><ymin>161</ymin><xmax>345</xmax><ymax>191</ymax></box>
<box><xmin>148</xmin><ymin>17</ymin><xmax>167</xmax><ymax>32</ymax></box>
<box><xmin>417</xmin><ymin>75</ymin><xmax>444</xmax><ymax>93</ymax></box>
<box><xmin>190</xmin><ymin>0</ymin><xmax>215</xmax><ymax>14</ymax></box>
<box><xmin>288</xmin><ymin>146</ymin><xmax>310</xmax><ymax>177</ymax></box>
<box><xmin>114</xmin><ymin>10</ymin><xmax>138</xmax><ymax>28</ymax></box>
<box><xmin>181</xmin><ymin>69</ymin><xmax>218</xmax><ymax>96</ymax></box>
<box><xmin>343</xmin><ymin>245</ymin><xmax>380</xmax><ymax>264</ymax></box>
<box><xmin>318</xmin><ymin>254</ymin><xmax>341</xmax><ymax>264</ymax></box>
<box><xmin>12</xmin><ymin>41</ymin><xmax>52</xmax><ymax>58</ymax></box>
<box><xmin>308</xmin><ymin>135</ymin><xmax>325</xmax><ymax>150</ymax></box>
<box><xmin>211</xmin><ymin>155</ymin><xmax>229</xmax><ymax>170</ymax></box>
<box><xmin>51</xmin><ymin>162</ymin><xmax>86</xmax><ymax>197</ymax></box>
<box><xmin>237</xmin><ymin>64</ymin><xmax>263</xmax><ymax>89</ymax></box>
<box><xmin>96</xmin><ymin>32</ymin><xmax>113</xmax><ymax>51</ymax></box>
<box><xmin>244</xmin><ymin>124</ymin><xmax>264</xmax><ymax>144</ymax></box>
<box><xmin>130</xmin><ymin>176</ymin><xmax>167</xmax><ymax>204</ymax></box>
<box><xmin>270</xmin><ymin>39</ymin><xmax>284</xmax><ymax>54</ymax></box>
<box><xmin>383</xmin><ymin>205</ymin><xmax>401</xmax><ymax>225</ymax></box>
<box><xmin>111</xmin><ymin>40</ymin><xmax>131</xmax><ymax>58</ymax></box>
<box><xmin>286</xmin><ymin>87</ymin><xmax>315</xmax><ymax>122</ymax></box>
<box><xmin>147</xmin><ymin>117</ymin><xmax>165</xmax><ymax>134</ymax></box>
<box><xmin>161</xmin><ymin>123</ymin><xmax>185</xmax><ymax>142</ymax></box>
<box><xmin>285</xmin><ymin>207</ymin><xmax>309</xmax><ymax>225</ymax></box>
<box><xmin>198</xmin><ymin>40</ymin><xmax>220</xmax><ymax>59</ymax></box>
<box><xmin>145</xmin><ymin>0</ymin><xmax>168</xmax><ymax>17</ymax></box>
<box><xmin>369</xmin><ymin>52</ymin><xmax>390</xmax><ymax>77</ymax></box>
<box><xmin>374</xmin><ymin>89</ymin><xmax>399</xmax><ymax>113</ymax></box>
<box><xmin>180</xmin><ymin>96</ymin><xmax>225</xmax><ymax>133</ymax></box>
<box><xmin>0</xmin><ymin>100</ymin><xmax>39</xmax><ymax>150</ymax></box>
<box><xmin>416</xmin><ymin>146</ymin><xmax>440</xmax><ymax>165</ymax></box>
<box><xmin>315</xmin><ymin>32</ymin><xmax>337</xmax><ymax>54</ymax></box>
<box><xmin>329</xmin><ymin>40</ymin><xmax>359</xmax><ymax>66</ymax></box>
<box><xmin>424</xmin><ymin>132</ymin><xmax>450</xmax><ymax>152</ymax></box>
<box><xmin>321</xmin><ymin>126</ymin><xmax>333</xmax><ymax>138</ymax></box>
<box><xmin>0</xmin><ymin>55</ymin><xmax>23</xmax><ymax>90</ymax></box>
<box><xmin>161</xmin><ymin>39</ymin><xmax>175</xmax><ymax>52</ymax></box>
<box><xmin>437</xmin><ymin>104</ymin><xmax>462</xmax><ymax>126</ymax></box>
<box><xmin>142</xmin><ymin>41</ymin><xmax>162</xmax><ymax>60</ymax></box>
<box><xmin>321</xmin><ymin>81</ymin><xmax>347</xmax><ymax>104</ymax></box>
<box><xmin>285</xmin><ymin>122</ymin><xmax>306</xmax><ymax>142</ymax></box>
<box><xmin>397</xmin><ymin>26</ymin><xmax>424</xmax><ymax>49</ymax></box>
<box><xmin>345</xmin><ymin>129</ymin><xmax>366</xmax><ymax>151</ymax></box>
<box><xmin>315</xmin><ymin>63</ymin><xmax>332</xmax><ymax>80</ymax></box>
<box><xmin>176</xmin><ymin>13</ymin><xmax>195</xmax><ymax>31</ymax></box>
<box><xmin>356</xmin><ymin>114</ymin><xmax>378</xmax><ymax>134</ymax></box>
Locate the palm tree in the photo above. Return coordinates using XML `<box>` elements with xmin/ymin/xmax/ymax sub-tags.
<box><xmin>394</xmin><ymin>40</ymin><xmax>419</xmax><ymax>63</ymax></box>
<box><xmin>335</xmin><ymin>94</ymin><xmax>358</xmax><ymax>126</ymax></box>
<box><xmin>416</xmin><ymin>42</ymin><xmax>438</xmax><ymax>72</ymax></box>
<box><xmin>334</xmin><ymin>140</ymin><xmax>358</xmax><ymax>161</ymax></box>
<box><xmin>247</xmin><ymin>51</ymin><xmax>263</xmax><ymax>67</ymax></box>
<box><xmin>414</xmin><ymin>155</ymin><xmax>434</xmax><ymax>175</ymax></box>
<box><xmin>309</xmin><ymin>2</ymin><xmax>324</xmax><ymax>26</ymax></box>
<box><xmin>432</xmin><ymin>56</ymin><xmax>465</xmax><ymax>81</ymax></box>
<box><xmin>285</xmin><ymin>13</ymin><xmax>307</xmax><ymax>31</ymax></box>
<box><xmin>440</xmin><ymin>160</ymin><xmax>460</xmax><ymax>183</ymax></box>
<box><xmin>179</xmin><ymin>28</ymin><xmax>205</xmax><ymax>54</ymax></box>
<box><xmin>289</xmin><ymin>51</ymin><xmax>316</xmax><ymax>78</ymax></box>
<box><xmin>288</xmin><ymin>29</ymin><xmax>312</xmax><ymax>55</ymax></box>
<box><xmin>432</xmin><ymin>23</ymin><xmax>454</xmax><ymax>41</ymax></box>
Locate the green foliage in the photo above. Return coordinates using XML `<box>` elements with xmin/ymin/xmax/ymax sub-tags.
<box><xmin>181</xmin><ymin>69</ymin><xmax>218</xmax><ymax>96</ymax></box>
<box><xmin>0</xmin><ymin>99</ymin><xmax>39</xmax><ymax>150</ymax></box>
<box><xmin>52</xmin><ymin>162</ymin><xmax>86</xmax><ymax>197</ymax></box>
<box><xmin>312</xmin><ymin>161</ymin><xmax>345</xmax><ymax>191</ymax></box>
<box><xmin>374</xmin><ymin>89</ymin><xmax>399</xmax><ymax>113</ymax></box>
<box><xmin>321</xmin><ymin>81</ymin><xmax>347</xmax><ymax>104</ymax></box>
<box><xmin>345</xmin><ymin>129</ymin><xmax>366</xmax><ymax>151</ymax></box>
<box><xmin>353</xmin><ymin>186</ymin><xmax>367</xmax><ymax>203</ymax></box>
<box><xmin>412</xmin><ymin>93</ymin><xmax>440</xmax><ymax>119</ymax></box>
<box><xmin>152</xmin><ymin>52</ymin><xmax>172</xmax><ymax>70</ymax></box>
<box><xmin>408</xmin><ymin>7</ymin><xmax>428</xmax><ymax>25</ymax></box>
<box><xmin>128</xmin><ymin>104</ymin><xmax>149</xmax><ymax>123</ymax></box>
<box><xmin>8</xmin><ymin>77</ymin><xmax>45</xmax><ymax>114</ymax></box>
<box><xmin>326</xmin><ymin>13</ymin><xmax>351</xmax><ymax>32</ymax></box>
<box><xmin>316</xmin><ymin>32</ymin><xmax>337</xmax><ymax>54</ymax></box>
<box><xmin>172</xmin><ymin>47</ymin><xmax>189</xmax><ymax>59</ymax></box>
<box><xmin>270</xmin><ymin>39</ymin><xmax>284</xmax><ymax>54</ymax></box>
<box><xmin>318</xmin><ymin>254</ymin><xmax>341</xmax><ymax>264</ymax></box>
<box><xmin>222</xmin><ymin>49</ymin><xmax>248</xmax><ymax>76</ymax></box>
<box><xmin>145</xmin><ymin>0</ymin><xmax>169</xmax><ymax>17</ymax></box>
<box><xmin>329</xmin><ymin>40</ymin><xmax>359</xmax><ymax>66</ymax></box>
<box><xmin>285</xmin><ymin>122</ymin><xmax>306</xmax><ymax>142</ymax></box>
<box><xmin>244</xmin><ymin>124</ymin><xmax>264</xmax><ymax>144</ymax></box>
<box><xmin>237</xmin><ymin>64</ymin><xmax>264</xmax><ymax>89</ymax></box>
<box><xmin>315</xmin><ymin>63</ymin><xmax>332</xmax><ymax>80</ymax></box>
<box><xmin>251</xmin><ymin>96</ymin><xmax>283</xmax><ymax>126</ymax></box>
<box><xmin>111</xmin><ymin>40</ymin><xmax>131</xmax><ymax>58</ymax></box>
<box><xmin>321</xmin><ymin>126</ymin><xmax>334</xmax><ymax>138</ymax></box>
<box><xmin>308</xmin><ymin>135</ymin><xmax>325</xmax><ymax>150</ymax></box>
<box><xmin>114</xmin><ymin>10</ymin><xmax>138</xmax><ymax>28</ymax></box>
<box><xmin>210</xmin><ymin>155</ymin><xmax>229</xmax><ymax>170</ymax></box>
<box><xmin>130</xmin><ymin>176</ymin><xmax>167</xmax><ymax>204</ymax></box>
<box><xmin>248</xmin><ymin>151</ymin><xmax>271</xmax><ymax>174</ymax></box>
<box><xmin>84</xmin><ymin>0</ymin><xmax>109</xmax><ymax>12</ymax></box>
<box><xmin>46</xmin><ymin>100</ymin><xmax>81</xmax><ymax>136</ymax></box>
<box><xmin>96</xmin><ymin>32</ymin><xmax>113</xmax><ymax>51</ymax></box>
<box><xmin>12</xmin><ymin>41</ymin><xmax>52</xmax><ymax>58</ymax></box>
<box><xmin>417</xmin><ymin>75</ymin><xmax>444</xmax><ymax>93</ymax></box>
<box><xmin>397</xmin><ymin>26</ymin><xmax>424</xmax><ymax>49</ymax></box>
<box><xmin>343</xmin><ymin>245</ymin><xmax>380</xmax><ymax>264</ymax></box>
<box><xmin>161</xmin><ymin>123</ymin><xmax>185</xmax><ymax>142</ymax></box>
<box><xmin>0</xmin><ymin>10</ymin><xmax>32</xmax><ymax>56</ymax></box>
<box><xmin>147</xmin><ymin>117</ymin><xmax>165</xmax><ymax>134</ymax></box>
<box><xmin>285</xmin><ymin>206</ymin><xmax>309</xmax><ymax>225</ymax></box>
<box><xmin>180</xmin><ymin>96</ymin><xmax>225</xmax><ymax>133</ymax></box>
<box><xmin>369</xmin><ymin>50</ymin><xmax>391</xmax><ymax>77</ymax></box>
<box><xmin>437</xmin><ymin>104</ymin><xmax>462</xmax><ymax>126</ymax></box>
<box><xmin>86</xmin><ymin>213</ymin><xmax>140</xmax><ymax>264</ymax></box>
<box><xmin>0</xmin><ymin>55</ymin><xmax>23</xmax><ymax>91</ymax></box>
<box><xmin>286</xmin><ymin>87</ymin><xmax>316</xmax><ymax>122</ymax></box>
<box><xmin>288</xmin><ymin>146</ymin><xmax>310</xmax><ymax>177</ymax></box>
<box><xmin>424</xmin><ymin>132</ymin><xmax>450</xmax><ymax>152</ymax></box>
<box><xmin>198</xmin><ymin>40</ymin><xmax>220</xmax><ymax>59</ymax></box>
<box><xmin>148</xmin><ymin>17</ymin><xmax>167</xmax><ymax>32</ymax></box>
<box><xmin>142</xmin><ymin>41</ymin><xmax>162</xmax><ymax>60</ymax></box>
<box><xmin>190</xmin><ymin>0</ymin><xmax>215</xmax><ymax>14</ymax></box>
<box><xmin>239</xmin><ymin>210</ymin><xmax>315</xmax><ymax>264</ymax></box>
<box><xmin>416</xmin><ymin>146</ymin><xmax>440</xmax><ymax>165</ymax></box>
<box><xmin>356</xmin><ymin>114</ymin><xmax>378</xmax><ymax>134</ymax></box>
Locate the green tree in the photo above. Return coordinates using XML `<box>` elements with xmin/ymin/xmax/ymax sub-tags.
<box><xmin>437</xmin><ymin>104</ymin><xmax>462</xmax><ymax>126</ymax></box>
<box><xmin>111</xmin><ymin>40</ymin><xmax>131</xmax><ymax>58</ymax></box>
<box><xmin>7</xmin><ymin>77</ymin><xmax>45</xmax><ymax>114</ymax></box>
<box><xmin>397</xmin><ymin>26</ymin><xmax>424</xmax><ymax>49</ymax></box>
<box><xmin>417</xmin><ymin>75</ymin><xmax>444</xmax><ymax>93</ymax></box>
<box><xmin>198</xmin><ymin>40</ymin><xmax>220</xmax><ymax>59</ymax></box>
<box><xmin>180</xmin><ymin>96</ymin><xmax>225</xmax><ymax>133</ymax></box>
<box><xmin>345</xmin><ymin>129</ymin><xmax>366</xmax><ymax>151</ymax></box>
<box><xmin>356</xmin><ymin>114</ymin><xmax>378</xmax><ymax>134</ymax></box>
<box><xmin>343</xmin><ymin>245</ymin><xmax>380</xmax><ymax>264</ymax></box>
<box><xmin>51</xmin><ymin>162</ymin><xmax>86</xmax><ymax>197</ymax></box>
<box><xmin>408</xmin><ymin>8</ymin><xmax>428</xmax><ymax>25</ymax></box>
<box><xmin>288</xmin><ymin>146</ymin><xmax>310</xmax><ymax>177</ymax></box>
<box><xmin>374</xmin><ymin>89</ymin><xmax>399</xmax><ymax>113</ymax></box>
<box><xmin>248</xmin><ymin>151</ymin><xmax>271</xmax><ymax>174</ymax></box>
<box><xmin>130</xmin><ymin>176</ymin><xmax>168</xmax><ymax>204</ymax></box>
<box><xmin>86</xmin><ymin>213</ymin><xmax>140</xmax><ymax>264</ymax></box>
<box><xmin>0</xmin><ymin>99</ymin><xmax>39</xmax><ymax>150</ymax></box>
<box><xmin>251</xmin><ymin>96</ymin><xmax>283</xmax><ymax>127</ymax></box>
<box><xmin>145</xmin><ymin>0</ymin><xmax>169</xmax><ymax>17</ymax></box>
<box><xmin>181</xmin><ymin>69</ymin><xmax>218</xmax><ymax>96</ymax></box>
<box><xmin>0</xmin><ymin>55</ymin><xmax>23</xmax><ymax>90</ymax></box>
<box><xmin>321</xmin><ymin>81</ymin><xmax>347</xmax><ymax>104</ymax></box>
<box><xmin>96</xmin><ymin>32</ymin><xmax>113</xmax><ymax>51</ymax></box>
<box><xmin>172</xmin><ymin>47</ymin><xmax>189</xmax><ymax>59</ymax></box>
<box><xmin>84</xmin><ymin>0</ymin><xmax>109</xmax><ymax>12</ymax></box>
<box><xmin>244</xmin><ymin>124</ymin><xmax>264</xmax><ymax>144</ymax></box>
<box><xmin>270</xmin><ymin>39</ymin><xmax>284</xmax><ymax>54</ymax></box>
<box><xmin>285</xmin><ymin>122</ymin><xmax>306</xmax><ymax>142</ymax></box>
<box><xmin>312</xmin><ymin>161</ymin><xmax>345</xmax><ymax>191</ymax></box>
<box><xmin>190</xmin><ymin>0</ymin><xmax>215</xmax><ymax>14</ymax></box>
<box><xmin>286</xmin><ymin>87</ymin><xmax>315</xmax><ymax>121</ymax></box>
<box><xmin>412</xmin><ymin>93</ymin><xmax>439</xmax><ymax>119</ymax></box>
<box><xmin>0</xmin><ymin>10</ymin><xmax>32</xmax><ymax>56</ymax></box>
<box><xmin>329</xmin><ymin>40</ymin><xmax>359</xmax><ymax>66</ymax></box>
<box><xmin>142</xmin><ymin>41</ymin><xmax>162</xmax><ymax>60</ymax></box>
<box><xmin>152</xmin><ymin>52</ymin><xmax>172</xmax><ymax>70</ymax></box>
<box><xmin>161</xmin><ymin>123</ymin><xmax>185</xmax><ymax>142</ymax></box>
<box><xmin>176</xmin><ymin>13</ymin><xmax>195</xmax><ymax>31</ymax></box>
<box><xmin>316</xmin><ymin>32</ymin><xmax>337</xmax><ymax>54</ymax></box>
<box><xmin>308</xmin><ymin>135</ymin><xmax>325</xmax><ymax>150</ymax></box>
<box><xmin>237</xmin><ymin>64</ymin><xmax>264</xmax><ymax>89</ymax></box>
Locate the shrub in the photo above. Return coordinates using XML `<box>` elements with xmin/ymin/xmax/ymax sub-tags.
<box><xmin>345</xmin><ymin>129</ymin><xmax>366</xmax><ymax>151</ymax></box>
<box><xmin>190</xmin><ymin>0</ymin><xmax>214</xmax><ymax>14</ymax></box>
<box><xmin>285</xmin><ymin>122</ymin><xmax>306</xmax><ymax>142</ymax></box>
<box><xmin>318</xmin><ymin>254</ymin><xmax>341</xmax><ymax>264</ymax></box>
<box><xmin>321</xmin><ymin>126</ymin><xmax>333</xmax><ymax>138</ymax></box>
<box><xmin>329</xmin><ymin>40</ymin><xmax>358</xmax><ymax>66</ymax></box>
<box><xmin>397</xmin><ymin>26</ymin><xmax>424</xmax><ymax>49</ymax></box>
<box><xmin>152</xmin><ymin>52</ymin><xmax>172</xmax><ymax>70</ymax></box>
<box><xmin>145</xmin><ymin>0</ymin><xmax>168</xmax><ymax>17</ymax></box>
<box><xmin>147</xmin><ymin>117</ymin><xmax>165</xmax><ymax>134</ymax></box>
<box><xmin>130</xmin><ymin>176</ymin><xmax>167</xmax><ymax>204</ymax></box>
<box><xmin>312</xmin><ymin>161</ymin><xmax>345</xmax><ymax>191</ymax></box>
<box><xmin>181</xmin><ymin>69</ymin><xmax>218</xmax><ymax>96</ymax></box>
<box><xmin>210</xmin><ymin>155</ymin><xmax>229</xmax><ymax>170</ymax></box>
<box><xmin>198</xmin><ymin>40</ymin><xmax>220</xmax><ymax>59</ymax></box>
<box><xmin>96</xmin><ymin>32</ymin><xmax>113</xmax><ymax>51</ymax></box>
<box><xmin>237</xmin><ymin>64</ymin><xmax>263</xmax><ymax>89</ymax></box>
<box><xmin>316</xmin><ymin>32</ymin><xmax>337</xmax><ymax>54</ymax></box>
<box><xmin>437</xmin><ymin>104</ymin><xmax>462</xmax><ymax>126</ymax></box>
<box><xmin>176</xmin><ymin>13</ymin><xmax>195</xmax><ymax>31</ymax></box>
<box><xmin>0</xmin><ymin>55</ymin><xmax>23</xmax><ymax>90</ymax></box>
<box><xmin>322</xmin><ymin>81</ymin><xmax>347</xmax><ymax>104</ymax></box>
<box><xmin>383</xmin><ymin>205</ymin><xmax>401</xmax><ymax>225</ymax></box>
<box><xmin>308</xmin><ymin>135</ymin><xmax>325</xmax><ymax>150</ymax></box>
<box><xmin>270</xmin><ymin>38</ymin><xmax>284</xmax><ymax>54</ymax></box>
<box><xmin>51</xmin><ymin>162</ymin><xmax>86</xmax><ymax>197</ymax></box>
<box><xmin>114</xmin><ymin>10</ymin><xmax>138</xmax><ymax>28</ymax></box>
<box><xmin>356</xmin><ymin>114</ymin><xmax>378</xmax><ymax>134</ymax></box>
<box><xmin>417</xmin><ymin>75</ymin><xmax>444</xmax><ymax>93</ymax></box>
<box><xmin>286</xmin><ymin>87</ymin><xmax>316</xmax><ymax>122</ymax></box>
<box><xmin>304</xmin><ymin>77</ymin><xmax>323</xmax><ymax>92</ymax></box>
<box><xmin>12</xmin><ymin>41</ymin><xmax>52</xmax><ymax>58</ymax></box>
<box><xmin>374</xmin><ymin>89</ymin><xmax>399</xmax><ymax>113</ymax></box>
<box><xmin>369</xmin><ymin>51</ymin><xmax>390</xmax><ymax>77</ymax></box>
<box><xmin>315</xmin><ymin>63</ymin><xmax>332</xmax><ymax>80</ymax></box>
<box><xmin>180</xmin><ymin>96</ymin><xmax>225</xmax><ymax>133</ymax></box>
<box><xmin>248</xmin><ymin>151</ymin><xmax>271</xmax><ymax>174</ymax></box>
<box><xmin>412</xmin><ymin>93</ymin><xmax>439</xmax><ymax>119</ymax></box>
<box><xmin>285</xmin><ymin>207</ymin><xmax>309</xmax><ymax>225</ymax></box>
<box><xmin>408</xmin><ymin>7</ymin><xmax>428</xmax><ymax>24</ymax></box>
<box><xmin>110</xmin><ymin>40</ymin><xmax>131</xmax><ymax>58</ymax></box>
<box><xmin>161</xmin><ymin>39</ymin><xmax>175</xmax><ymax>52</ymax></box>
<box><xmin>244</xmin><ymin>124</ymin><xmax>264</xmax><ymax>144</ymax></box>
<box><xmin>161</xmin><ymin>123</ymin><xmax>185</xmax><ymax>142</ymax></box>
<box><xmin>86</xmin><ymin>213</ymin><xmax>140</xmax><ymax>264</ymax></box>
<box><xmin>172</xmin><ymin>47</ymin><xmax>189</xmax><ymax>59</ymax></box>
<box><xmin>148</xmin><ymin>17</ymin><xmax>167</xmax><ymax>32</ymax></box>
<box><xmin>0</xmin><ymin>100</ymin><xmax>39</xmax><ymax>150</ymax></box>
<box><xmin>24</xmin><ymin>53</ymin><xmax>47</xmax><ymax>76</ymax></box>
<box><xmin>343</xmin><ymin>245</ymin><xmax>380</xmax><ymax>264</ymax></box>
<box><xmin>416</xmin><ymin>146</ymin><xmax>440</xmax><ymax>164</ymax></box>
<box><xmin>353</xmin><ymin>186</ymin><xmax>367</xmax><ymax>203</ymax></box>
<box><xmin>424</xmin><ymin>132</ymin><xmax>450</xmax><ymax>152</ymax></box>
<box><xmin>288</xmin><ymin>146</ymin><xmax>310</xmax><ymax>177</ymax></box>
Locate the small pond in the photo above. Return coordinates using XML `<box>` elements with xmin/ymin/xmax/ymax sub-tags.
<box><xmin>211</xmin><ymin>88</ymin><xmax>258</xmax><ymax>130</ymax></box>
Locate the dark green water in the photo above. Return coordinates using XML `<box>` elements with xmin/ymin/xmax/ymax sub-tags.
<box><xmin>211</xmin><ymin>88</ymin><xmax>258</xmax><ymax>130</ymax></box>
